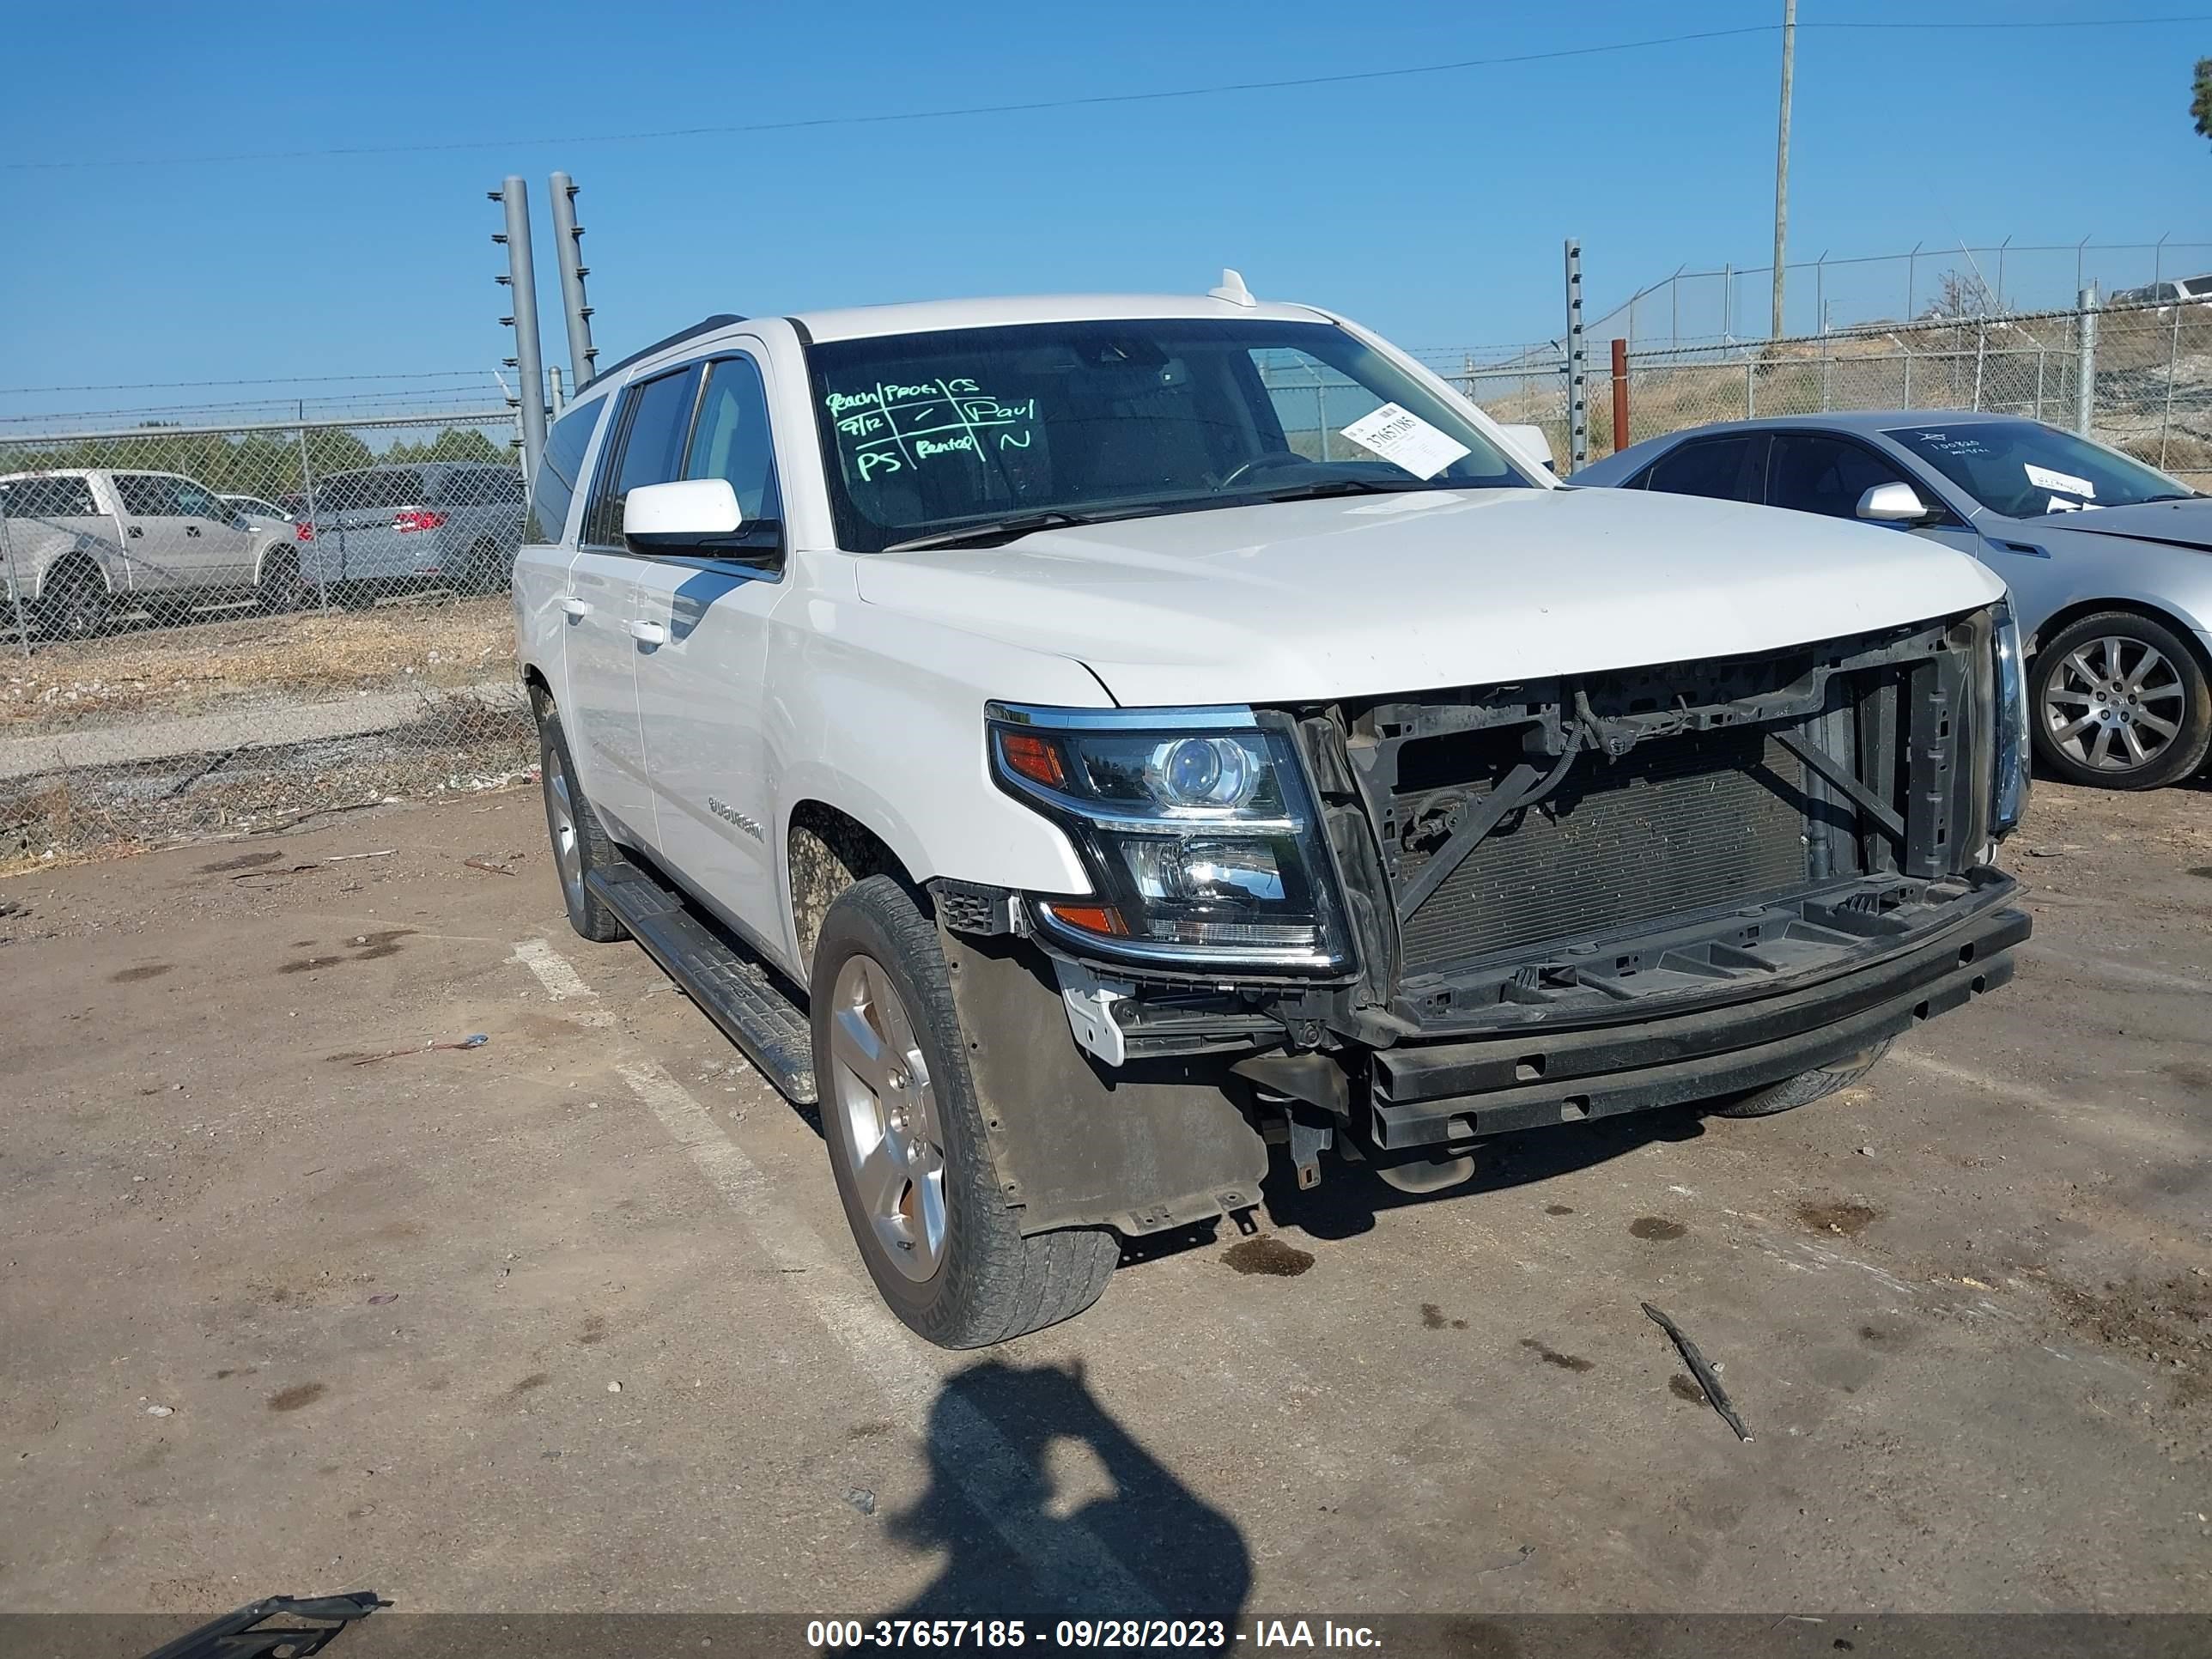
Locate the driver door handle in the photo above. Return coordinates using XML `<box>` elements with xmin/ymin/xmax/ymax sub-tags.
<box><xmin>626</xmin><ymin>618</ymin><xmax>666</xmax><ymax>645</ymax></box>
<box><xmin>559</xmin><ymin>596</ymin><xmax>591</xmax><ymax>617</ymax></box>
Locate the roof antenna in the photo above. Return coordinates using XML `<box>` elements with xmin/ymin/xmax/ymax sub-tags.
<box><xmin>1209</xmin><ymin>267</ymin><xmax>1257</xmax><ymax>307</ymax></box>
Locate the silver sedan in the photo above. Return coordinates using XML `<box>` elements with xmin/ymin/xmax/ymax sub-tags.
<box><xmin>1577</xmin><ymin>412</ymin><xmax>2212</xmax><ymax>789</ymax></box>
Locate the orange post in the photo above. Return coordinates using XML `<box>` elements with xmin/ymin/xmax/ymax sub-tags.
<box><xmin>1610</xmin><ymin>337</ymin><xmax>1630</xmax><ymax>453</ymax></box>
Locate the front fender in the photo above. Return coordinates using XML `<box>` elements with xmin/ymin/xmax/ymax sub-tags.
<box><xmin>764</xmin><ymin>564</ymin><xmax>1108</xmax><ymax>966</ymax></box>
<box><xmin>2004</xmin><ymin>526</ymin><xmax>2212</xmax><ymax>653</ymax></box>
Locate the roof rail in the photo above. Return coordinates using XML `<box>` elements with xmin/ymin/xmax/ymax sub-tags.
<box><xmin>578</xmin><ymin>313</ymin><xmax>748</xmax><ymax>392</ymax></box>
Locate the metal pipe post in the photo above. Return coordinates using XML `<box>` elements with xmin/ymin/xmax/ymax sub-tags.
<box><xmin>1769</xmin><ymin>0</ymin><xmax>1796</xmax><ymax>338</ymax></box>
<box><xmin>1565</xmin><ymin>240</ymin><xmax>1588</xmax><ymax>471</ymax></box>
<box><xmin>2162</xmin><ymin>307</ymin><xmax>2181</xmax><ymax>470</ymax></box>
<box><xmin>0</xmin><ymin>509</ymin><xmax>32</xmax><ymax>657</ymax></box>
<box><xmin>2075</xmin><ymin>286</ymin><xmax>2099</xmax><ymax>436</ymax></box>
<box><xmin>492</xmin><ymin>177</ymin><xmax>548</xmax><ymax>483</ymax></box>
<box><xmin>1609</xmin><ymin>337</ymin><xmax>1630</xmax><ymax>453</ymax></box>
<box><xmin>295</xmin><ymin>427</ymin><xmax>331</xmax><ymax>611</ymax></box>
<box><xmin>548</xmin><ymin>171</ymin><xmax>599</xmax><ymax>388</ymax></box>
<box><xmin>550</xmin><ymin>365</ymin><xmax>566</xmax><ymax>422</ymax></box>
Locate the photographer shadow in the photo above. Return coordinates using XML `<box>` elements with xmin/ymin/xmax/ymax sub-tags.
<box><xmin>870</xmin><ymin>1358</ymin><xmax>1249</xmax><ymax>1639</ymax></box>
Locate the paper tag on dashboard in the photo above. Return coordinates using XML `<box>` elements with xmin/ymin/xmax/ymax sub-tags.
<box><xmin>1340</xmin><ymin>403</ymin><xmax>1471</xmax><ymax>479</ymax></box>
<box><xmin>2026</xmin><ymin>463</ymin><xmax>2095</xmax><ymax>500</ymax></box>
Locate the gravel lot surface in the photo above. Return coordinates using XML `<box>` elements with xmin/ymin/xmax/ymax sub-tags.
<box><xmin>3</xmin><ymin>779</ymin><xmax>2208</xmax><ymax>1624</ymax></box>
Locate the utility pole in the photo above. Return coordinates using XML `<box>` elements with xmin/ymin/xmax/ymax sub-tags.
<box><xmin>489</xmin><ymin>176</ymin><xmax>547</xmax><ymax>482</ymax></box>
<box><xmin>1770</xmin><ymin>0</ymin><xmax>1796</xmax><ymax>339</ymax></box>
<box><xmin>549</xmin><ymin>171</ymin><xmax>599</xmax><ymax>389</ymax></box>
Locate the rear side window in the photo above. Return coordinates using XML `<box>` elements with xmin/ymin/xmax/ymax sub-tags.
<box><xmin>583</xmin><ymin>365</ymin><xmax>703</xmax><ymax>547</ymax></box>
<box><xmin>173</xmin><ymin>479</ymin><xmax>222</xmax><ymax>520</ymax></box>
<box><xmin>1644</xmin><ymin>434</ymin><xmax>1765</xmax><ymax>502</ymax></box>
<box><xmin>527</xmin><ymin>405</ymin><xmax>600</xmax><ymax>543</ymax></box>
<box><xmin>113</xmin><ymin>474</ymin><xmax>185</xmax><ymax>516</ymax></box>
<box><xmin>1</xmin><ymin>476</ymin><xmax>98</xmax><ymax>518</ymax></box>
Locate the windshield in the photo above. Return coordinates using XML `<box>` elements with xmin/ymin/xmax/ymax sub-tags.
<box><xmin>1884</xmin><ymin>420</ymin><xmax>2197</xmax><ymax>518</ymax></box>
<box><xmin>805</xmin><ymin>318</ymin><xmax>1534</xmax><ymax>552</ymax></box>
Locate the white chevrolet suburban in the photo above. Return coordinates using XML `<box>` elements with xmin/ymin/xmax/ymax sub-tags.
<box><xmin>513</xmin><ymin>285</ymin><xmax>2033</xmax><ymax>1349</ymax></box>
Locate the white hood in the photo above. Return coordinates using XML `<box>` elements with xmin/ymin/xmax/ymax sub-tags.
<box><xmin>853</xmin><ymin>487</ymin><xmax>2006</xmax><ymax>708</ymax></box>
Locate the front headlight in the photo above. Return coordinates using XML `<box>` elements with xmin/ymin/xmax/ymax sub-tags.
<box><xmin>985</xmin><ymin>702</ymin><xmax>1352</xmax><ymax>973</ymax></box>
<box><xmin>1992</xmin><ymin>599</ymin><xmax>2030</xmax><ymax>836</ymax></box>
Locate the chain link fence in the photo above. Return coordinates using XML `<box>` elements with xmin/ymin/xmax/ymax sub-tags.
<box><xmin>5</xmin><ymin>294</ymin><xmax>2209</xmax><ymax>866</ymax></box>
<box><xmin>1608</xmin><ymin>297</ymin><xmax>2212</xmax><ymax>484</ymax></box>
<box><xmin>1</xmin><ymin>414</ymin><xmax>534</xmax><ymax>868</ymax></box>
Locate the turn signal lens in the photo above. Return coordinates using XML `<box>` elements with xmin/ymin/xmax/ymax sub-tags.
<box><xmin>1044</xmin><ymin>902</ymin><xmax>1127</xmax><ymax>938</ymax></box>
<box><xmin>1000</xmin><ymin>732</ymin><xmax>1066</xmax><ymax>789</ymax></box>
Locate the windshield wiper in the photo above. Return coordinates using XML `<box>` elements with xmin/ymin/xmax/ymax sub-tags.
<box><xmin>1254</xmin><ymin>477</ymin><xmax>1445</xmax><ymax>503</ymax></box>
<box><xmin>2136</xmin><ymin>491</ymin><xmax>2203</xmax><ymax>503</ymax></box>
<box><xmin>883</xmin><ymin>511</ymin><xmax>1100</xmax><ymax>552</ymax></box>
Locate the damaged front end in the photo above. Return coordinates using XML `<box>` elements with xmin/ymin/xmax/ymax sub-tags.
<box><xmin>947</xmin><ymin>605</ymin><xmax>2031</xmax><ymax>1222</ymax></box>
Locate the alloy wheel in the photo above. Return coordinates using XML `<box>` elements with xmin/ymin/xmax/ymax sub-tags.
<box><xmin>2040</xmin><ymin>633</ymin><xmax>2186</xmax><ymax>774</ymax></box>
<box><xmin>543</xmin><ymin>747</ymin><xmax>586</xmax><ymax>911</ymax></box>
<box><xmin>829</xmin><ymin>951</ymin><xmax>946</xmax><ymax>1281</ymax></box>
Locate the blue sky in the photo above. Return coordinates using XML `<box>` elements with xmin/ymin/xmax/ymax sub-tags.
<box><xmin>0</xmin><ymin>1</ymin><xmax>2205</xmax><ymax>422</ymax></box>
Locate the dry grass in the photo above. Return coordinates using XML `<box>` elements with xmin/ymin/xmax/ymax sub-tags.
<box><xmin>0</xmin><ymin>599</ymin><xmax>515</xmax><ymax>732</ymax></box>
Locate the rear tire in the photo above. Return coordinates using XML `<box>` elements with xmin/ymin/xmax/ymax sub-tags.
<box><xmin>2028</xmin><ymin>611</ymin><xmax>2212</xmax><ymax>789</ymax></box>
<box><xmin>533</xmin><ymin>693</ymin><xmax>627</xmax><ymax>944</ymax></box>
<box><xmin>1714</xmin><ymin>1040</ymin><xmax>1892</xmax><ymax>1119</ymax></box>
<box><xmin>33</xmin><ymin>561</ymin><xmax>111</xmax><ymax>641</ymax></box>
<box><xmin>812</xmin><ymin>875</ymin><xmax>1118</xmax><ymax>1347</ymax></box>
<box><xmin>255</xmin><ymin>549</ymin><xmax>310</xmax><ymax>615</ymax></box>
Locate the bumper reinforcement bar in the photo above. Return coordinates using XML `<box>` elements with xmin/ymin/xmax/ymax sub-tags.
<box><xmin>1369</xmin><ymin>905</ymin><xmax>2030</xmax><ymax>1147</ymax></box>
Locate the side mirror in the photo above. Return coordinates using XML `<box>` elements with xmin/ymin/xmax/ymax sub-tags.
<box><xmin>623</xmin><ymin>477</ymin><xmax>762</xmax><ymax>556</ymax></box>
<box><xmin>1857</xmin><ymin>482</ymin><xmax>1932</xmax><ymax>524</ymax></box>
<box><xmin>1498</xmin><ymin>423</ymin><xmax>1557</xmax><ymax>474</ymax></box>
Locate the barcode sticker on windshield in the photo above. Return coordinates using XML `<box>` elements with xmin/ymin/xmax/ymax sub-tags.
<box><xmin>1340</xmin><ymin>403</ymin><xmax>1470</xmax><ymax>480</ymax></box>
<box><xmin>2026</xmin><ymin>462</ymin><xmax>2096</xmax><ymax>500</ymax></box>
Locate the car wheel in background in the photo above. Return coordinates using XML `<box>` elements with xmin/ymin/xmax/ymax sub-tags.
<box><xmin>33</xmin><ymin>561</ymin><xmax>112</xmax><ymax>641</ymax></box>
<box><xmin>1713</xmin><ymin>1041</ymin><xmax>1892</xmax><ymax>1119</ymax></box>
<box><xmin>2028</xmin><ymin>610</ymin><xmax>2212</xmax><ymax>790</ymax></box>
<box><xmin>811</xmin><ymin>875</ymin><xmax>1120</xmax><ymax>1348</ymax></box>
<box><xmin>255</xmin><ymin>550</ymin><xmax>311</xmax><ymax>615</ymax></box>
<box><xmin>534</xmin><ymin>693</ymin><xmax>627</xmax><ymax>944</ymax></box>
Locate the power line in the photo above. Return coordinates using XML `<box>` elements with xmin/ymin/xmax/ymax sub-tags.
<box><xmin>9</xmin><ymin>15</ymin><xmax>2209</xmax><ymax>172</ymax></box>
<box><xmin>0</xmin><ymin>370</ymin><xmax>494</xmax><ymax>395</ymax></box>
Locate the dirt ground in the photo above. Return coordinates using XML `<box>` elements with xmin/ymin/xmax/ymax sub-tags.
<box><xmin>3</xmin><ymin>777</ymin><xmax>2209</xmax><ymax>1623</ymax></box>
<box><xmin>0</xmin><ymin>599</ymin><xmax>512</xmax><ymax>732</ymax></box>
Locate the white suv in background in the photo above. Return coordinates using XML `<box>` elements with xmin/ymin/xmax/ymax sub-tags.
<box><xmin>514</xmin><ymin>284</ymin><xmax>2032</xmax><ymax>1348</ymax></box>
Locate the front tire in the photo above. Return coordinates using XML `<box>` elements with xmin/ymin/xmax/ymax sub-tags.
<box><xmin>812</xmin><ymin>876</ymin><xmax>1117</xmax><ymax>1347</ymax></box>
<box><xmin>533</xmin><ymin>694</ymin><xmax>627</xmax><ymax>943</ymax></box>
<box><xmin>2028</xmin><ymin>611</ymin><xmax>2212</xmax><ymax>789</ymax></box>
<box><xmin>1714</xmin><ymin>1040</ymin><xmax>1892</xmax><ymax>1119</ymax></box>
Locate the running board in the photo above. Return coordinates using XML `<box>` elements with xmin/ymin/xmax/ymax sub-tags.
<box><xmin>586</xmin><ymin>863</ymin><xmax>817</xmax><ymax>1104</ymax></box>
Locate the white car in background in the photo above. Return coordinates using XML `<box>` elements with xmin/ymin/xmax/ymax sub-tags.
<box><xmin>220</xmin><ymin>492</ymin><xmax>294</xmax><ymax>524</ymax></box>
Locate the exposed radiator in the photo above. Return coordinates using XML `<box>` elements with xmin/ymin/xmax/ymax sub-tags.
<box><xmin>1395</xmin><ymin>726</ymin><xmax>1812</xmax><ymax>975</ymax></box>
